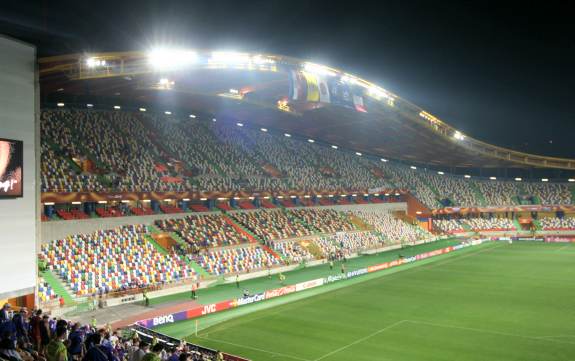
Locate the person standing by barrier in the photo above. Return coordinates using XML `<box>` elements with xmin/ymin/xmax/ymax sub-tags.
<box><xmin>235</xmin><ymin>274</ymin><xmax>240</xmax><ymax>289</ymax></box>
<box><xmin>190</xmin><ymin>284</ymin><xmax>197</xmax><ymax>300</ymax></box>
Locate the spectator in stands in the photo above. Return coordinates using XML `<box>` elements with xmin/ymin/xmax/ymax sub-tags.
<box><xmin>45</xmin><ymin>327</ymin><xmax>68</xmax><ymax>361</ymax></box>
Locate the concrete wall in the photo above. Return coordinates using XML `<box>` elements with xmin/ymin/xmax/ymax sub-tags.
<box><xmin>0</xmin><ymin>36</ymin><xmax>38</xmax><ymax>299</ymax></box>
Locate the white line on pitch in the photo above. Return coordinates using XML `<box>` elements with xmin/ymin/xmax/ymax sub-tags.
<box><xmin>313</xmin><ymin>320</ymin><xmax>408</xmax><ymax>361</ymax></box>
<box><xmin>196</xmin><ymin>335</ymin><xmax>311</xmax><ymax>361</ymax></box>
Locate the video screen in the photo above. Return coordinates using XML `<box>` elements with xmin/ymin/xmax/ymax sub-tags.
<box><xmin>0</xmin><ymin>138</ymin><xmax>23</xmax><ymax>198</ymax></box>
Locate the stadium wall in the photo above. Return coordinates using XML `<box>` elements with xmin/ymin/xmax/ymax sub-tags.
<box><xmin>0</xmin><ymin>36</ymin><xmax>38</xmax><ymax>300</ymax></box>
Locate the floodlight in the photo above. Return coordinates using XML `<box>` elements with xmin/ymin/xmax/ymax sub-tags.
<box><xmin>490</xmin><ymin>176</ymin><xmax>497</xmax><ymax>180</ymax></box>
<box><xmin>303</xmin><ymin>62</ymin><xmax>336</xmax><ymax>76</ymax></box>
<box><xmin>569</xmin><ymin>179</ymin><xmax>575</xmax><ymax>183</ymax></box>
<box><xmin>541</xmin><ymin>178</ymin><xmax>549</xmax><ymax>182</ymax></box>
<box><xmin>284</xmin><ymin>133</ymin><xmax>291</xmax><ymax>137</ymax></box>
<box><xmin>210</xmin><ymin>51</ymin><xmax>250</xmax><ymax>65</ymax></box>
<box><xmin>148</xmin><ymin>48</ymin><xmax>197</xmax><ymax>70</ymax></box>
<box><xmin>57</xmin><ymin>102</ymin><xmax>65</xmax><ymax>107</ymax></box>
<box><xmin>437</xmin><ymin>171</ymin><xmax>444</xmax><ymax>175</ymax></box>
<box><xmin>164</xmin><ymin>111</ymin><xmax>172</xmax><ymax>115</ymax></box>
<box><xmin>308</xmin><ymin>139</ymin><xmax>315</xmax><ymax>143</ymax></box>
<box><xmin>237</xmin><ymin>122</ymin><xmax>244</xmax><ymax>127</ymax></box>
<box><xmin>464</xmin><ymin>175</ymin><xmax>471</xmax><ymax>179</ymax></box>
<box><xmin>260</xmin><ymin>128</ymin><xmax>268</xmax><ymax>132</ymax></box>
<box><xmin>331</xmin><ymin>145</ymin><xmax>338</xmax><ymax>149</ymax></box>
<box><xmin>410</xmin><ymin>166</ymin><xmax>417</xmax><ymax>170</ymax></box>
<box><xmin>212</xmin><ymin>118</ymin><xmax>217</xmax><ymax>122</ymax></box>
<box><xmin>86</xmin><ymin>57</ymin><xmax>106</xmax><ymax>68</ymax></box>
<box><xmin>86</xmin><ymin>103</ymin><xmax>94</xmax><ymax>108</ymax></box>
<box><xmin>355</xmin><ymin>152</ymin><xmax>362</xmax><ymax>156</ymax></box>
<box><xmin>189</xmin><ymin>114</ymin><xmax>196</xmax><ymax>118</ymax></box>
<box><xmin>515</xmin><ymin>178</ymin><xmax>522</xmax><ymax>181</ymax></box>
<box><xmin>453</xmin><ymin>130</ymin><xmax>465</xmax><ymax>140</ymax></box>
<box><xmin>114</xmin><ymin>105</ymin><xmax>121</xmax><ymax>110</ymax></box>
<box><xmin>381</xmin><ymin>158</ymin><xmax>388</xmax><ymax>162</ymax></box>
<box><xmin>139</xmin><ymin>108</ymin><xmax>147</xmax><ymax>112</ymax></box>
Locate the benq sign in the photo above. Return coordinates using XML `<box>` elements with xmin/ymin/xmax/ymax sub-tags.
<box><xmin>152</xmin><ymin>314</ymin><xmax>174</xmax><ymax>326</ymax></box>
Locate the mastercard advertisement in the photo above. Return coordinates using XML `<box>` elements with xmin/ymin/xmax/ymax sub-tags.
<box><xmin>0</xmin><ymin>138</ymin><xmax>23</xmax><ymax>198</ymax></box>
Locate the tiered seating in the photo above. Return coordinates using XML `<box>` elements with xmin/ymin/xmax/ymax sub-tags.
<box><xmin>56</xmin><ymin>208</ymin><xmax>89</xmax><ymax>220</ymax></box>
<box><xmin>41</xmin><ymin>214</ymin><xmax>49</xmax><ymax>222</ymax></box>
<box><xmin>523</xmin><ymin>183</ymin><xmax>572</xmax><ymax>205</ymax></box>
<box><xmin>464</xmin><ymin>217</ymin><xmax>516</xmax><ymax>231</ymax></box>
<box><xmin>160</xmin><ymin>204</ymin><xmax>183</xmax><ymax>214</ymax></box>
<box><xmin>279</xmin><ymin>199</ymin><xmax>296</xmax><ymax>207</ymax></box>
<box><xmin>351</xmin><ymin>210</ymin><xmax>431</xmax><ymax>243</ymax></box>
<box><xmin>190</xmin><ymin>204</ymin><xmax>210</xmax><ymax>212</ymax></box>
<box><xmin>237</xmin><ymin>201</ymin><xmax>257</xmax><ymax>210</ymax></box>
<box><xmin>540</xmin><ymin>217</ymin><xmax>575</xmax><ymax>230</ymax></box>
<box><xmin>329</xmin><ymin>231</ymin><xmax>385</xmax><ymax>252</ymax></box>
<box><xmin>476</xmin><ymin>181</ymin><xmax>519</xmax><ymax>206</ymax></box>
<box><xmin>433</xmin><ymin>219</ymin><xmax>466</xmax><ymax>233</ymax></box>
<box><xmin>229</xmin><ymin>210</ymin><xmax>313</xmax><ymax>241</ymax></box>
<box><xmin>130</xmin><ymin>206</ymin><xmax>155</xmax><ymax>216</ymax></box>
<box><xmin>195</xmin><ymin>245</ymin><xmax>282</xmax><ymax>275</ymax></box>
<box><xmin>37</xmin><ymin>279</ymin><xmax>58</xmax><ymax>302</ymax></box>
<box><xmin>260</xmin><ymin>200</ymin><xmax>277</xmax><ymax>208</ymax></box>
<box><xmin>40</xmin><ymin>109</ymin><xmax>575</xmax><ymax>211</ymax></box>
<box><xmin>290</xmin><ymin>209</ymin><xmax>357</xmax><ymax>234</ymax></box>
<box><xmin>420</xmin><ymin>172</ymin><xmax>479</xmax><ymax>207</ymax></box>
<box><xmin>318</xmin><ymin>198</ymin><xmax>335</xmax><ymax>206</ymax></box>
<box><xmin>155</xmin><ymin>214</ymin><xmax>249</xmax><ymax>248</ymax></box>
<box><xmin>41</xmin><ymin>225</ymin><xmax>193</xmax><ymax>296</ymax></box>
<box><xmin>95</xmin><ymin>207</ymin><xmax>125</xmax><ymax>218</ymax></box>
<box><xmin>216</xmin><ymin>202</ymin><xmax>233</xmax><ymax>211</ymax></box>
<box><xmin>270</xmin><ymin>241</ymin><xmax>314</xmax><ymax>263</ymax></box>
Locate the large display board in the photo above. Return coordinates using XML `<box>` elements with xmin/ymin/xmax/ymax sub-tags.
<box><xmin>0</xmin><ymin>138</ymin><xmax>24</xmax><ymax>198</ymax></box>
<box><xmin>0</xmin><ymin>36</ymin><xmax>38</xmax><ymax>299</ymax></box>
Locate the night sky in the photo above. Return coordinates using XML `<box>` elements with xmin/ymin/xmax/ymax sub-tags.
<box><xmin>1</xmin><ymin>0</ymin><xmax>573</xmax><ymax>158</ymax></box>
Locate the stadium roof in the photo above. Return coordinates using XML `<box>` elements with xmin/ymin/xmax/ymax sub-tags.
<box><xmin>39</xmin><ymin>50</ymin><xmax>575</xmax><ymax>170</ymax></box>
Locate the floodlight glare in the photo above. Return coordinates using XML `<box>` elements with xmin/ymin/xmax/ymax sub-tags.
<box><xmin>236</xmin><ymin>122</ymin><xmax>244</xmax><ymax>127</ymax></box>
<box><xmin>189</xmin><ymin>114</ymin><xmax>196</xmax><ymax>118</ymax></box>
<box><xmin>57</xmin><ymin>102</ymin><xmax>65</xmax><ymax>107</ymax></box>
<box><xmin>437</xmin><ymin>171</ymin><xmax>444</xmax><ymax>175</ymax></box>
<box><xmin>331</xmin><ymin>145</ymin><xmax>338</xmax><ymax>149</ymax></box>
<box><xmin>464</xmin><ymin>174</ymin><xmax>471</xmax><ymax>178</ymax></box>
<box><xmin>453</xmin><ymin>130</ymin><xmax>465</xmax><ymax>140</ymax></box>
<box><xmin>355</xmin><ymin>152</ymin><xmax>362</xmax><ymax>156</ymax></box>
<box><xmin>260</xmin><ymin>128</ymin><xmax>268</xmax><ymax>132</ymax></box>
<box><xmin>308</xmin><ymin>139</ymin><xmax>315</xmax><ymax>143</ymax></box>
<box><xmin>139</xmin><ymin>108</ymin><xmax>147</xmax><ymax>112</ymax></box>
<box><xmin>515</xmin><ymin>177</ymin><xmax>522</xmax><ymax>181</ymax></box>
<box><xmin>568</xmin><ymin>178</ymin><xmax>575</xmax><ymax>182</ymax></box>
<box><xmin>148</xmin><ymin>48</ymin><xmax>197</xmax><ymax>70</ymax></box>
<box><xmin>541</xmin><ymin>178</ymin><xmax>549</xmax><ymax>182</ymax></box>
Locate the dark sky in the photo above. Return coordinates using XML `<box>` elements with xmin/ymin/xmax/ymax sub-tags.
<box><xmin>1</xmin><ymin>0</ymin><xmax>574</xmax><ymax>158</ymax></box>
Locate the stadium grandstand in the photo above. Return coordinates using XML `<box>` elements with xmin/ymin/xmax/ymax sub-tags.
<box><xmin>1</xmin><ymin>15</ymin><xmax>575</xmax><ymax>361</ymax></box>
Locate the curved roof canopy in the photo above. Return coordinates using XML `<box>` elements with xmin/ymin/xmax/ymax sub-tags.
<box><xmin>39</xmin><ymin>50</ymin><xmax>575</xmax><ymax>170</ymax></box>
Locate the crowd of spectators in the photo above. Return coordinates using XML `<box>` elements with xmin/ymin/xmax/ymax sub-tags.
<box><xmin>0</xmin><ymin>306</ymin><xmax>221</xmax><ymax>361</ymax></box>
<box><xmin>40</xmin><ymin>225</ymin><xmax>194</xmax><ymax>296</ymax></box>
<box><xmin>154</xmin><ymin>215</ymin><xmax>249</xmax><ymax>250</ymax></box>
<box><xmin>194</xmin><ymin>246</ymin><xmax>282</xmax><ymax>276</ymax></box>
<box><xmin>540</xmin><ymin>217</ymin><xmax>575</xmax><ymax>230</ymax></box>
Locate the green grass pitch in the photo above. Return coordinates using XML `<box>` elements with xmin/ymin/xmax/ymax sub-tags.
<box><xmin>157</xmin><ymin>242</ymin><xmax>575</xmax><ymax>361</ymax></box>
